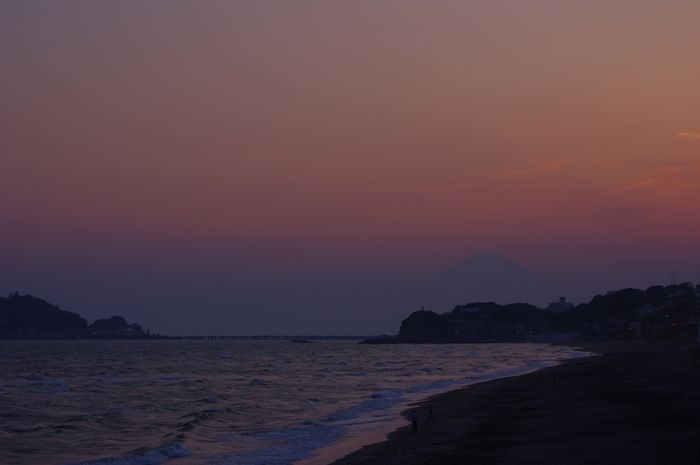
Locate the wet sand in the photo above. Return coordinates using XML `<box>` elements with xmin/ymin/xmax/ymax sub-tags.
<box><xmin>329</xmin><ymin>342</ymin><xmax>700</xmax><ymax>465</ymax></box>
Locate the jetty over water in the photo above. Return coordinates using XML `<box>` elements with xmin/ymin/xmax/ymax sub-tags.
<box><xmin>176</xmin><ymin>335</ymin><xmax>365</xmax><ymax>341</ymax></box>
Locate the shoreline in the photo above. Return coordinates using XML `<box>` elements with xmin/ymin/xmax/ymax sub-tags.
<box><xmin>297</xmin><ymin>344</ymin><xmax>591</xmax><ymax>465</ymax></box>
<box><xmin>319</xmin><ymin>341</ymin><xmax>700</xmax><ymax>465</ymax></box>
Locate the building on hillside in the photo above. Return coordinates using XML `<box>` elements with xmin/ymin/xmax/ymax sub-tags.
<box><xmin>545</xmin><ymin>297</ymin><xmax>574</xmax><ymax>312</ymax></box>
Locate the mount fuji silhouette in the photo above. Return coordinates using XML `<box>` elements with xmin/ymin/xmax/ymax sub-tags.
<box><xmin>420</xmin><ymin>252</ymin><xmax>552</xmax><ymax>310</ymax></box>
<box><xmin>446</xmin><ymin>252</ymin><xmax>529</xmax><ymax>278</ymax></box>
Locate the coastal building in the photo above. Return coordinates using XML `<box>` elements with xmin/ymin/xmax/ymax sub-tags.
<box><xmin>545</xmin><ymin>297</ymin><xmax>574</xmax><ymax>312</ymax></box>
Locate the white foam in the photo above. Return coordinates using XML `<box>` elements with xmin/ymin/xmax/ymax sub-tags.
<box><xmin>296</xmin><ymin>348</ymin><xmax>593</xmax><ymax>465</ymax></box>
<box><xmin>370</xmin><ymin>389</ymin><xmax>402</xmax><ymax>399</ymax></box>
<box><xmin>221</xmin><ymin>425</ymin><xmax>346</xmax><ymax>465</ymax></box>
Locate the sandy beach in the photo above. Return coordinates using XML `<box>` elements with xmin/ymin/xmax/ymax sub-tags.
<box><xmin>328</xmin><ymin>342</ymin><xmax>700</xmax><ymax>465</ymax></box>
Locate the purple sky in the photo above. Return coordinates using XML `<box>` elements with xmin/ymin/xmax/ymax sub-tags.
<box><xmin>2</xmin><ymin>1</ymin><xmax>699</xmax><ymax>334</ymax></box>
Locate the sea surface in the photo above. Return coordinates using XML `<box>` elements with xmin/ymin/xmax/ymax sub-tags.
<box><xmin>0</xmin><ymin>340</ymin><xmax>586</xmax><ymax>465</ymax></box>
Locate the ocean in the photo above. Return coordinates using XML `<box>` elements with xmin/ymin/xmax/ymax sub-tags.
<box><xmin>0</xmin><ymin>340</ymin><xmax>586</xmax><ymax>465</ymax></box>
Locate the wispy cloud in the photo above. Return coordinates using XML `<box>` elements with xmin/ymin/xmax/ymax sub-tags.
<box><xmin>616</xmin><ymin>178</ymin><xmax>659</xmax><ymax>193</ymax></box>
<box><xmin>675</xmin><ymin>131</ymin><xmax>700</xmax><ymax>139</ymax></box>
<box><xmin>616</xmin><ymin>163</ymin><xmax>700</xmax><ymax>193</ymax></box>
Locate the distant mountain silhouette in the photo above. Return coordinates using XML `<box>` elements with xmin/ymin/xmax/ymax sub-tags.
<box><xmin>421</xmin><ymin>252</ymin><xmax>551</xmax><ymax>310</ymax></box>
<box><xmin>444</xmin><ymin>252</ymin><xmax>531</xmax><ymax>279</ymax></box>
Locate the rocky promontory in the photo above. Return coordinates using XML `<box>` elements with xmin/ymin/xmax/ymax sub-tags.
<box><xmin>365</xmin><ymin>283</ymin><xmax>700</xmax><ymax>344</ymax></box>
<box><xmin>0</xmin><ymin>293</ymin><xmax>159</xmax><ymax>339</ymax></box>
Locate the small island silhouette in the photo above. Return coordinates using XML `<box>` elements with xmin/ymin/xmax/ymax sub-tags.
<box><xmin>0</xmin><ymin>293</ymin><xmax>162</xmax><ymax>340</ymax></box>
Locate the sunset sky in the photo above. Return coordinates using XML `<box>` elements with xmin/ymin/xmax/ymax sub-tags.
<box><xmin>2</xmin><ymin>1</ymin><xmax>699</xmax><ymax>334</ymax></box>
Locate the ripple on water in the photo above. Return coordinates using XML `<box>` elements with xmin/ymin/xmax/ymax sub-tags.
<box><xmin>0</xmin><ymin>340</ymin><xmax>587</xmax><ymax>465</ymax></box>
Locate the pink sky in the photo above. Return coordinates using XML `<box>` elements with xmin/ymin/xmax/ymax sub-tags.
<box><xmin>1</xmin><ymin>1</ymin><xmax>699</xmax><ymax>333</ymax></box>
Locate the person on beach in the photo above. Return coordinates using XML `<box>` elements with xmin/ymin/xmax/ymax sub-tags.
<box><xmin>409</xmin><ymin>409</ymin><xmax>419</xmax><ymax>432</ymax></box>
<box><xmin>426</xmin><ymin>409</ymin><xmax>434</xmax><ymax>430</ymax></box>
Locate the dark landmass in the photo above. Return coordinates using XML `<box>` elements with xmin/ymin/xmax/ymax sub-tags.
<box><xmin>87</xmin><ymin>315</ymin><xmax>150</xmax><ymax>339</ymax></box>
<box><xmin>397</xmin><ymin>302</ymin><xmax>547</xmax><ymax>343</ymax></box>
<box><xmin>365</xmin><ymin>282</ymin><xmax>700</xmax><ymax>343</ymax></box>
<box><xmin>0</xmin><ymin>293</ymin><xmax>87</xmax><ymax>339</ymax></box>
<box><xmin>330</xmin><ymin>342</ymin><xmax>700</xmax><ymax>465</ymax></box>
<box><xmin>0</xmin><ymin>293</ymin><xmax>162</xmax><ymax>339</ymax></box>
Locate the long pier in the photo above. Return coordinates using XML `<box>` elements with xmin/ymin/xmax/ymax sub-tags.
<box><xmin>176</xmin><ymin>335</ymin><xmax>365</xmax><ymax>341</ymax></box>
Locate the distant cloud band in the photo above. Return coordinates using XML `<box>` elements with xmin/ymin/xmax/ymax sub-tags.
<box><xmin>675</xmin><ymin>131</ymin><xmax>700</xmax><ymax>139</ymax></box>
<box><xmin>616</xmin><ymin>162</ymin><xmax>700</xmax><ymax>193</ymax></box>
